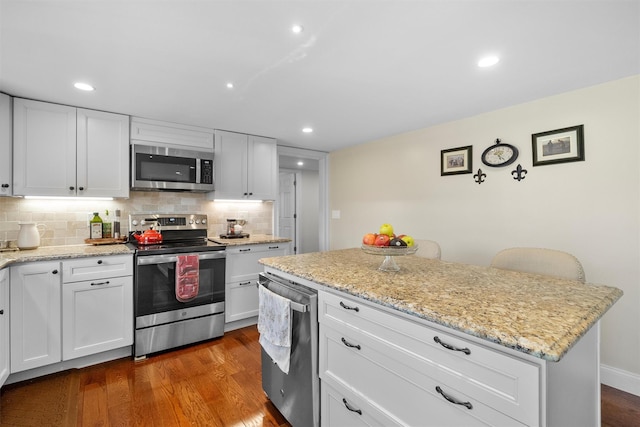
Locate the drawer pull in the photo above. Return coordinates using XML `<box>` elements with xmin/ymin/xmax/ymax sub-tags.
<box><xmin>239</xmin><ymin>281</ymin><xmax>253</xmax><ymax>286</ymax></box>
<box><xmin>434</xmin><ymin>336</ymin><xmax>471</xmax><ymax>355</ymax></box>
<box><xmin>341</xmin><ymin>337</ymin><xmax>361</xmax><ymax>350</ymax></box>
<box><xmin>239</xmin><ymin>248</ymin><xmax>251</xmax><ymax>252</ymax></box>
<box><xmin>342</xmin><ymin>398</ymin><xmax>362</xmax><ymax>415</ymax></box>
<box><xmin>91</xmin><ymin>281</ymin><xmax>110</xmax><ymax>286</ymax></box>
<box><xmin>339</xmin><ymin>301</ymin><xmax>360</xmax><ymax>312</ymax></box>
<box><xmin>268</xmin><ymin>246</ymin><xmax>279</xmax><ymax>249</ymax></box>
<box><xmin>435</xmin><ymin>386</ymin><xmax>473</xmax><ymax>410</ymax></box>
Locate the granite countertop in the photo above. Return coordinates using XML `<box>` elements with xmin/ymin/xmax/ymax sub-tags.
<box><xmin>259</xmin><ymin>248</ymin><xmax>623</xmax><ymax>362</ymax></box>
<box><xmin>0</xmin><ymin>244</ymin><xmax>134</xmax><ymax>269</ymax></box>
<box><xmin>210</xmin><ymin>234</ymin><xmax>291</xmax><ymax>246</ymax></box>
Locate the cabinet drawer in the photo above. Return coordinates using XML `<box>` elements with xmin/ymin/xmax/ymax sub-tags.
<box><xmin>226</xmin><ymin>244</ymin><xmax>286</xmax><ymax>282</ymax></box>
<box><xmin>319</xmin><ymin>291</ymin><xmax>539</xmax><ymax>426</ymax></box>
<box><xmin>321</xmin><ymin>325</ymin><xmax>526</xmax><ymax>427</ymax></box>
<box><xmin>63</xmin><ymin>255</ymin><xmax>133</xmax><ymax>283</ymax></box>
<box><xmin>321</xmin><ymin>380</ymin><xmax>402</xmax><ymax>427</ymax></box>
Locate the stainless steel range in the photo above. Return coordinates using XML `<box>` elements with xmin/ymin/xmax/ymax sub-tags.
<box><xmin>129</xmin><ymin>213</ymin><xmax>226</xmax><ymax>358</ymax></box>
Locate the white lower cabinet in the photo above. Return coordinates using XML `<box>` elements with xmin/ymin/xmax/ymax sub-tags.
<box><xmin>10</xmin><ymin>261</ymin><xmax>62</xmax><ymax>373</ymax></box>
<box><xmin>61</xmin><ymin>278</ymin><xmax>132</xmax><ymax>359</ymax></box>
<box><xmin>225</xmin><ymin>243</ymin><xmax>289</xmax><ymax>323</ymax></box>
<box><xmin>318</xmin><ymin>290</ymin><xmax>537</xmax><ymax>427</ymax></box>
<box><xmin>0</xmin><ymin>268</ymin><xmax>10</xmax><ymax>388</ymax></box>
<box><xmin>10</xmin><ymin>255</ymin><xmax>133</xmax><ymax>373</ymax></box>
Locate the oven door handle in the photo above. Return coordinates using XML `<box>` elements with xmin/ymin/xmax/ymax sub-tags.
<box><xmin>137</xmin><ymin>251</ymin><xmax>226</xmax><ymax>265</ymax></box>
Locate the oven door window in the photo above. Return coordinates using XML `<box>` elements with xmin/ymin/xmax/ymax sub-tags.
<box><xmin>136</xmin><ymin>257</ymin><xmax>225</xmax><ymax>317</ymax></box>
<box><xmin>136</xmin><ymin>153</ymin><xmax>196</xmax><ymax>183</ymax></box>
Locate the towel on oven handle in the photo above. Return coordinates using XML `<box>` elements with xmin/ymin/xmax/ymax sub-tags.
<box><xmin>176</xmin><ymin>254</ymin><xmax>199</xmax><ymax>302</ymax></box>
<box><xmin>258</xmin><ymin>284</ymin><xmax>292</xmax><ymax>374</ymax></box>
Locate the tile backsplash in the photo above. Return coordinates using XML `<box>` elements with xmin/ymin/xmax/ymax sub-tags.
<box><xmin>0</xmin><ymin>191</ymin><xmax>273</xmax><ymax>247</ymax></box>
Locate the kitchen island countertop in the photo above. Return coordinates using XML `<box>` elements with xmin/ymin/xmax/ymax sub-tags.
<box><xmin>0</xmin><ymin>244</ymin><xmax>134</xmax><ymax>270</ymax></box>
<box><xmin>209</xmin><ymin>234</ymin><xmax>291</xmax><ymax>246</ymax></box>
<box><xmin>260</xmin><ymin>248</ymin><xmax>623</xmax><ymax>361</ymax></box>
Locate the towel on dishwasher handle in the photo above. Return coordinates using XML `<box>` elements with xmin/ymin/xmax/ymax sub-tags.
<box><xmin>258</xmin><ymin>284</ymin><xmax>292</xmax><ymax>374</ymax></box>
<box><xmin>176</xmin><ymin>254</ymin><xmax>199</xmax><ymax>302</ymax></box>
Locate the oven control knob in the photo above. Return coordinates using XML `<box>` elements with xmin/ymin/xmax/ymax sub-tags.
<box><xmin>132</xmin><ymin>220</ymin><xmax>138</xmax><ymax>226</ymax></box>
<box><xmin>201</xmin><ymin>219</ymin><xmax>207</xmax><ymax>224</ymax></box>
<box><xmin>195</xmin><ymin>219</ymin><xmax>200</xmax><ymax>224</ymax></box>
<box><xmin>189</xmin><ymin>219</ymin><xmax>195</xmax><ymax>224</ymax></box>
<box><xmin>140</xmin><ymin>219</ymin><xmax>146</xmax><ymax>226</ymax></box>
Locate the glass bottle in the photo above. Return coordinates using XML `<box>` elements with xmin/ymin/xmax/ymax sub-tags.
<box><xmin>90</xmin><ymin>212</ymin><xmax>103</xmax><ymax>239</ymax></box>
<box><xmin>102</xmin><ymin>210</ymin><xmax>112</xmax><ymax>238</ymax></box>
<box><xmin>113</xmin><ymin>209</ymin><xmax>121</xmax><ymax>239</ymax></box>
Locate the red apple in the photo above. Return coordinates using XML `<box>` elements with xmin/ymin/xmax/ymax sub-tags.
<box><xmin>374</xmin><ymin>234</ymin><xmax>391</xmax><ymax>246</ymax></box>
<box><xmin>362</xmin><ymin>233</ymin><xmax>377</xmax><ymax>246</ymax></box>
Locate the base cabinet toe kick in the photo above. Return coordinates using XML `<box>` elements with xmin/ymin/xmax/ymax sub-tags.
<box><xmin>316</xmin><ymin>290</ymin><xmax>601</xmax><ymax>427</ymax></box>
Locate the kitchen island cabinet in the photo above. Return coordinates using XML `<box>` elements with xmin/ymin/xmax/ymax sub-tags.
<box><xmin>209</xmin><ymin>130</ymin><xmax>277</xmax><ymax>200</ymax></box>
<box><xmin>260</xmin><ymin>248</ymin><xmax>623</xmax><ymax>427</ymax></box>
<box><xmin>13</xmin><ymin>98</ymin><xmax>129</xmax><ymax>198</ymax></box>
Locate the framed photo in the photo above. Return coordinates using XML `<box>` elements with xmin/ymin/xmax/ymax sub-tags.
<box><xmin>532</xmin><ymin>125</ymin><xmax>584</xmax><ymax>166</ymax></box>
<box><xmin>441</xmin><ymin>145</ymin><xmax>472</xmax><ymax>176</ymax></box>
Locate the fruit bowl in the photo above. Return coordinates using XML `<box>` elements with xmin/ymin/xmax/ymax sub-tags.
<box><xmin>361</xmin><ymin>244</ymin><xmax>419</xmax><ymax>271</ymax></box>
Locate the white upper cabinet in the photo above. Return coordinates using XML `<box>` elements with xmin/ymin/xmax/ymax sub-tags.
<box><xmin>209</xmin><ymin>130</ymin><xmax>277</xmax><ymax>200</ymax></box>
<box><xmin>0</xmin><ymin>93</ymin><xmax>12</xmax><ymax>196</ymax></box>
<box><xmin>77</xmin><ymin>108</ymin><xmax>130</xmax><ymax>198</ymax></box>
<box><xmin>130</xmin><ymin>117</ymin><xmax>214</xmax><ymax>151</ymax></box>
<box><xmin>13</xmin><ymin>98</ymin><xmax>129</xmax><ymax>198</ymax></box>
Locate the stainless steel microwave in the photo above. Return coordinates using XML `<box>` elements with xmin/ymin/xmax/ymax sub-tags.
<box><xmin>131</xmin><ymin>144</ymin><xmax>214</xmax><ymax>192</ymax></box>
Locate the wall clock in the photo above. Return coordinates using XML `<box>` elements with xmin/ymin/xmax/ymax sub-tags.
<box><xmin>481</xmin><ymin>138</ymin><xmax>519</xmax><ymax>167</ymax></box>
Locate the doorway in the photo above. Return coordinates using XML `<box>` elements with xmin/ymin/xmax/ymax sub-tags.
<box><xmin>276</xmin><ymin>146</ymin><xmax>328</xmax><ymax>253</ymax></box>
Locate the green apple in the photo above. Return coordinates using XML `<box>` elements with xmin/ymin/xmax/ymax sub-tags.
<box><xmin>379</xmin><ymin>223</ymin><xmax>394</xmax><ymax>237</ymax></box>
<box><xmin>400</xmin><ymin>235</ymin><xmax>415</xmax><ymax>247</ymax></box>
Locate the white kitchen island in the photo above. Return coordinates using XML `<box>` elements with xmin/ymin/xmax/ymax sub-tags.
<box><xmin>259</xmin><ymin>248</ymin><xmax>623</xmax><ymax>427</ymax></box>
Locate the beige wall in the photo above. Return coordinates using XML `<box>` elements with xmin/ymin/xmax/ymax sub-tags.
<box><xmin>329</xmin><ymin>76</ymin><xmax>640</xmax><ymax>382</ymax></box>
<box><xmin>0</xmin><ymin>192</ymin><xmax>273</xmax><ymax>245</ymax></box>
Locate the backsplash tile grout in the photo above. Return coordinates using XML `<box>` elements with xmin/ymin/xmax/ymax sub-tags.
<box><xmin>0</xmin><ymin>192</ymin><xmax>274</xmax><ymax>246</ymax></box>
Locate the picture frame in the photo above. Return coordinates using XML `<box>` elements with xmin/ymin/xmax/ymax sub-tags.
<box><xmin>532</xmin><ymin>125</ymin><xmax>584</xmax><ymax>166</ymax></box>
<box><xmin>441</xmin><ymin>145</ymin><xmax>472</xmax><ymax>176</ymax></box>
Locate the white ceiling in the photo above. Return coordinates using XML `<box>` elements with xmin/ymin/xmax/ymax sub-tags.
<box><xmin>1</xmin><ymin>1</ymin><xmax>638</xmax><ymax>153</ymax></box>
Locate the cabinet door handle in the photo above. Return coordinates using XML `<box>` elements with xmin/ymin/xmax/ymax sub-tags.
<box><xmin>341</xmin><ymin>337</ymin><xmax>361</xmax><ymax>350</ymax></box>
<box><xmin>52</xmin><ymin>269</ymin><xmax>58</xmax><ymax>274</ymax></box>
<box><xmin>435</xmin><ymin>386</ymin><xmax>473</xmax><ymax>410</ymax></box>
<box><xmin>97</xmin><ymin>260</ymin><xmax>103</xmax><ymax>264</ymax></box>
<box><xmin>0</xmin><ymin>309</ymin><xmax>4</xmax><ymax>315</ymax></box>
<box><xmin>339</xmin><ymin>301</ymin><xmax>359</xmax><ymax>312</ymax></box>
<box><xmin>239</xmin><ymin>248</ymin><xmax>251</xmax><ymax>252</ymax></box>
<box><xmin>434</xmin><ymin>336</ymin><xmax>471</xmax><ymax>355</ymax></box>
<box><xmin>239</xmin><ymin>281</ymin><xmax>253</xmax><ymax>286</ymax></box>
<box><xmin>1</xmin><ymin>184</ymin><xmax>9</xmax><ymax>188</ymax></box>
<box><xmin>78</xmin><ymin>186</ymin><xmax>84</xmax><ymax>191</ymax></box>
<box><xmin>342</xmin><ymin>398</ymin><xmax>362</xmax><ymax>415</ymax></box>
<box><xmin>91</xmin><ymin>281</ymin><xmax>110</xmax><ymax>286</ymax></box>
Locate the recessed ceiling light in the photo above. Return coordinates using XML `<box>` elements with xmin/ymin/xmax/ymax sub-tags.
<box><xmin>297</xmin><ymin>161</ymin><xmax>304</xmax><ymax>166</ymax></box>
<box><xmin>74</xmin><ymin>82</ymin><xmax>95</xmax><ymax>91</ymax></box>
<box><xmin>226</xmin><ymin>82</ymin><xmax>234</xmax><ymax>89</ymax></box>
<box><xmin>292</xmin><ymin>24</ymin><xmax>304</xmax><ymax>34</ymax></box>
<box><xmin>478</xmin><ymin>56</ymin><xmax>500</xmax><ymax>68</ymax></box>
<box><xmin>302</xmin><ymin>127</ymin><xmax>313</xmax><ymax>133</ymax></box>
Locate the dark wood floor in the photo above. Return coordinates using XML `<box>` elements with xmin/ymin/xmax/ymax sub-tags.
<box><xmin>1</xmin><ymin>325</ymin><xmax>639</xmax><ymax>426</ymax></box>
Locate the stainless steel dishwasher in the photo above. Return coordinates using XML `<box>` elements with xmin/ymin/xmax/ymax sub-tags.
<box><xmin>258</xmin><ymin>272</ymin><xmax>319</xmax><ymax>427</ymax></box>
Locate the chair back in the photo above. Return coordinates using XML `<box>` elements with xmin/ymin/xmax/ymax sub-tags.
<box><xmin>414</xmin><ymin>239</ymin><xmax>442</xmax><ymax>260</ymax></box>
<box><xmin>490</xmin><ymin>247</ymin><xmax>585</xmax><ymax>282</ymax></box>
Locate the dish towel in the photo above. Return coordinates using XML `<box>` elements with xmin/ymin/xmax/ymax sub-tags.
<box><xmin>175</xmin><ymin>254</ymin><xmax>199</xmax><ymax>302</ymax></box>
<box><xmin>258</xmin><ymin>284</ymin><xmax>292</xmax><ymax>374</ymax></box>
